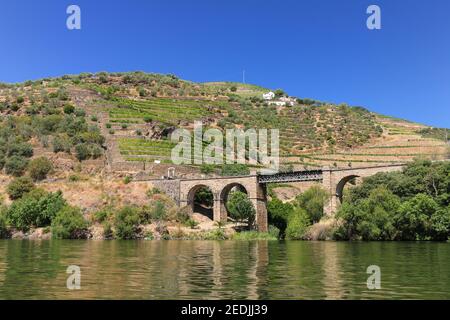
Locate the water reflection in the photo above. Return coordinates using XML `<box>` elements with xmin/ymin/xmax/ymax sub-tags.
<box><xmin>0</xmin><ymin>240</ymin><xmax>449</xmax><ymax>299</ymax></box>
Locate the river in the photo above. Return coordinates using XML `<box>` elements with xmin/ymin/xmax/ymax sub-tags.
<box><xmin>0</xmin><ymin>240</ymin><xmax>449</xmax><ymax>299</ymax></box>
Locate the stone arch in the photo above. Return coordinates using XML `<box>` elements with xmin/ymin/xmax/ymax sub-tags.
<box><xmin>219</xmin><ymin>183</ymin><xmax>250</xmax><ymax>221</ymax></box>
<box><xmin>187</xmin><ymin>184</ymin><xmax>216</xmax><ymax>220</ymax></box>
<box><xmin>335</xmin><ymin>175</ymin><xmax>360</xmax><ymax>203</ymax></box>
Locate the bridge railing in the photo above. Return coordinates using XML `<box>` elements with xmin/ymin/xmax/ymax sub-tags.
<box><xmin>258</xmin><ymin>170</ymin><xmax>323</xmax><ymax>184</ymax></box>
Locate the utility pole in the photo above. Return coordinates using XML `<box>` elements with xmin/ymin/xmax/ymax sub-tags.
<box><xmin>243</xmin><ymin>70</ymin><xmax>245</xmax><ymax>84</ymax></box>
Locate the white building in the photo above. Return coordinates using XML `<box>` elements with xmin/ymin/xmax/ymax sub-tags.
<box><xmin>262</xmin><ymin>92</ymin><xmax>275</xmax><ymax>100</ymax></box>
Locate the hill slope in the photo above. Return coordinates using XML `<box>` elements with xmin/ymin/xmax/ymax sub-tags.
<box><xmin>0</xmin><ymin>72</ymin><xmax>449</xmax><ymax>180</ymax></box>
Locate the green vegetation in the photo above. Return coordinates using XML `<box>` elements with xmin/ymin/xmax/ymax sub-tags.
<box><xmin>231</xmin><ymin>231</ymin><xmax>277</xmax><ymax>240</ymax></box>
<box><xmin>194</xmin><ymin>187</ymin><xmax>214</xmax><ymax>207</ymax></box>
<box><xmin>113</xmin><ymin>206</ymin><xmax>141</xmax><ymax>240</ymax></box>
<box><xmin>28</xmin><ymin>157</ymin><xmax>53</xmax><ymax>181</ymax></box>
<box><xmin>226</xmin><ymin>191</ymin><xmax>255</xmax><ymax>227</ymax></box>
<box><xmin>220</xmin><ymin>164</ymin><xmax>250</xmax><ymax>176</ymax></box>
<box><xmin>7</xmin><ymin>177</ymin><xmax>35</xmax><ymax>200</ymax></box>
<box><xmin>295</xmin><ymin>185</ymin><xmax>329</xmax><ymax>223</ymax></box>
<box><xmin>6</xmin><ymin>189</ymin><xmax>66</xmax><ymax>231</ymax></box>
<box><xmin>335</xmin><ymin>160</ymin><xmax>450</xmax><ymax>241</ymax></box>
<box><xmin>5</xmin><ymin>156</ymin><xmax>29</xmax><ymax>177</ymax></box>
<box><xmin>268</xmin><ymin>185</ymin><xmax>330</xmax><ymax>240</ymax></box>
<box><xmin>51</xmin><ymin>206</ymin><xmax>88</xmax><ymax>239</ymax></box>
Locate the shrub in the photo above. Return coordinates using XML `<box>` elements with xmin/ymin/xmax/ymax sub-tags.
<box><xmin>146</xmin><ymin>187</ymin><xmax>162</xmax><ymax>198</ymax></box>
<box><xmin>5</xmin><ymin>156</ymin><xmax>29</xmax><ymax>177</ymax></box>
<box><xmin>63</xmin><ymin>104</ymin><xmax>75</xmax><ymax>114</ymax></box>
<box><xmin>8</xmin><ymin>143</ymin><xmax>33</xmax><ymax>158</ymax></box>
<box><xmin>106</xmin><ymin>123</ymin><xmax>112</xmax><ymax>129</ymax></box>
<box><xmin>114</xmin><ymin>206</ymin><xmax>141</xmax><ymax>239</ymax></box>
<box><xmin>268</xmin><ymin>225</ymin><xmax>280</xmax><ymax>239</ymax></box>
<box><xmin>226</xmin><ymin>191</ymin><xmax>255</xmax><ymax>227</ymax></box>
<box><xmin>51</xmin><ymin>206</ymin><xmax>88</xmax><ymax>239</ymax></box>
<box><xmin>74</xmin><ymin>108</ymin><xmax>86</xmax><ymax>117</ymax></box>
<box><xmin>7</xmin><ymin>176</ymin><xmax>35</xmax><ymax>200</ymax></box>
<box><xmin>124</xmin><ymin>176</ymin><xmax>132</xmax><ymax>184</ymax></box>
<box><xmin>6</xmin><ymin>189</ymin><xmax>66</xmax><ymax>231</ymax></box>
<box><xmin>28</xmin><ymin>157</ymin><xmax>53</xmax><ymax>181</ymax></box>
<box><xmin>90</xmin><ymin>115</ymin><xmax>98</xmax><ymax>122</ymax></box>
<box><xmin>52</xmin><ymin>135</ymin><xmax>72</xmax><ymax>153</ymax></box>
<box><xmin>200</xmin><ymin>164</ymin><xmax>216</xmax><ymax>175</ymax></box>
<box><xmin>143</xmin><ymin>116</ymin><xmax>153</xmax><ymax>123</ymax></box>
<box><xmin>185</xmin><ymin>218</ymin><xmax>198</xmax><ymax>229</ymax></box>
<box><xmin>285</xmin><ymin>208</ymin><xmax>310</xmax><ymax>240</ymax></box>
<box><xmin>75</xmin><ymin>143</ymin><xmax>91</xmax><ymax>161</ymax></box>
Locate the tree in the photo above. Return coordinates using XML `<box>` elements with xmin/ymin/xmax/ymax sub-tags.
<box><xmin>28</xmin><ymin>157</ymin><xmax>53</xmax><ymax>181</ymax></box>
<box><xmin>226</xmin><ymin>191</ymin><xmax>255</xmax><ymax>227</ymax></box>
<box><xmin>51</xmin><ymin>206</ymin><xmax>88</xmax><ymax>239</ymax></box>
<box><xmin>5</xmin><ymin>156</ymin><xmax>29</xmax><ymax>177</ymax></box>
<box><xmin>395</xmin><ymin>193</ymin><xmax>438</xmax><ymax>240</ymax></box>
<box><xmin>6</xmin><ymin>176</ymin><xmax>35</xmax><ymax>200</ymax></box>
<box><xmin>6</xmin><ymin>189</ymin><xmax>66</xmax><ymax>231</ymax></box>
<box><xmin>296</xmin><ymin>186</ymin><xmax>329</xmax><ymax>223</ymax></box>
<box><xmin>267</xmin><ymin>197</ymin><xmax>293</xmax><ymax>235</ymax></box>
<box><xmin>194</xmin><ymin>186</ymin><xmax>214</xmax><ymax>208</ymax></box>
<box><xmin>334</xmin><ymin>187</ymin><xmax>400</xmax><ymax>241</ymax></box>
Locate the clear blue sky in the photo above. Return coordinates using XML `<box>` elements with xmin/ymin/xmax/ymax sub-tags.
<box><xmin>1</xmin><ymin>0</ymin><xmax>449</xmax><ymax>127</ymax></box>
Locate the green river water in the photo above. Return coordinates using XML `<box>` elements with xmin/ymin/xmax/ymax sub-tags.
<box><xmin>0</xmin><ymin>240</ymin><xmax>449</xmax><ymax>299</ymax></box>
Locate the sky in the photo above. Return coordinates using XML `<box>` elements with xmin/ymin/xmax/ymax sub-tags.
<box><xmin>0</xmin><ymin>0</ymin><xmax>449</xmax><ymax>128</ymax></box>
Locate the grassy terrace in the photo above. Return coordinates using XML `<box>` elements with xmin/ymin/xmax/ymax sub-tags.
<box><xmin>109</xmin><ymin>98</ymin><xmax>225</xmax><ymax>124</ymax></box>
<box><xmin>118</xmin><ymin>138</ymin><xmax>176</xmax><ymax>157</ymax></box>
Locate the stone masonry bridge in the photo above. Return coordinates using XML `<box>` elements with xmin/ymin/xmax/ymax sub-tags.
<box><xmin>160</xmin><ymin>164</ymin><xmax>406</xmax><ymax>232</ymax></box>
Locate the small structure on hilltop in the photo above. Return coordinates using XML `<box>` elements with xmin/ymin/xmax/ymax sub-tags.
<box><xmin>262</xmin><ymin>92</ymin><xmax>275</xmax><ymax>100</ymax></box>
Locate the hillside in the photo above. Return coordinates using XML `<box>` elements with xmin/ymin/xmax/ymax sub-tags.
<box><xmin>0</xmin><ymin>71</ymin><xmax>449</xmax><ymax>182</ymax></box>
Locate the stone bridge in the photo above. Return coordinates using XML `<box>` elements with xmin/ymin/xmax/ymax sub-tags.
<box><xmin>159</xmin><ymin>164</ymin><xmax>406</xmax><ymax>232</ymax></box>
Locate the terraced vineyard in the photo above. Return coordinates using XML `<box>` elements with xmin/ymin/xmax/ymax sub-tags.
<box><xmin>108</xmin><ymin>98</ymin><xmax>225</xmax><ymax>125</ymax></box>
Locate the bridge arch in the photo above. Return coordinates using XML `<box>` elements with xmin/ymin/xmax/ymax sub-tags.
<box><xmin>219</xmin><ymin>183</ymin><xmax>249</xmax><ymax>221</ymax></box>
<box><xmin>335</xmin><ymin>175</ymin><xmax>359</xmax><ymax>203</ymax></box>
<box><xmin>187</xmin><ymin>184</ymin><xmax>216</xmax><ymax>220</ymax></box>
